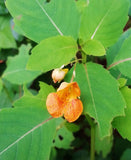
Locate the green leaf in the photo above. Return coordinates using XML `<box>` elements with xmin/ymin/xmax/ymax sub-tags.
<box><xmin>65</xmin><ymin>63</ymin><xmax>125</xmax><ymax>138</ymax></box>
<box><xmin>53</xmin><ymin>126</ymin><xmax>74</xmax><ymax>149</ymax></box>
<box><xmin>6</xmin><ymin>0</ymin><xmax>80</xmax><ymax>42</ymax></box>
<box><xmin>27</xmin><ymin>36</ymin><xmax>78</xmax><ymax>72</ymax></box>
<box><xmin>64</xmin><ymin>122</ymin><xmax>80</xmax><ymax>133</ymax></box>
<box><xmin>0</xmin><ymin>79</ymin><xmax>2</xmax><ymax>93</ymax></box>
<box><xmin>129</xmin><ymin>0</ymin><xmax>131</xmax><ymax>16</ymax></box>
<box><xmin>120</xmin><ymin>148</ymin><xmax>131</xmax><ymax>160</ymax></box>
<box><xmin>107</xmin><ymin>35</ymin><xmax>131</xmax><ymax>79</ymax></box>
<box><xmin>81</xmin><ymin>39</ymin><xmax>105</xmax><ymax>56</ymax></box>
<box><xmin>0</xmin><ymin>107</ymin><xmax>56</xmax><ymax>160</ymax></box>
<box><xmin>113</xmin><ymin>86</ymin><xmax>131</xmax><ymax>141</ymax></box>
<box><xmin>79</xmin><ymin>0</ymin><xmax>129</xmax><ymax>48</ymax></box>
<box><xmin>95</xmin><ymin>125</ymin><xmax>113</xmax><ymax>158</ymax></box>
<box><xmin>107</xmin><ymin>29</ymin><xmax>131</xmax><ymax>66</ymax></box>
<box><xmin>0</xmin><ymin>16</ymin><xmax>16</xmax><ymax>49</ymax></box>
<box><xmin>2</xmin><ymin>44</ymin><xmax>41</xmax><ymax>84</ymax></box>
<box><xmin>75</xmin><ymin>0</ymin><xmax>89</xmax><ymax>13</ymax></box>
<box><xmin>14</xmin><ymin>82</ymin><xmax>55</xmax><ymax>109</ymax></box>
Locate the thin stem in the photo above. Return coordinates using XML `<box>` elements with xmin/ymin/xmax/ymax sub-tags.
<box><xmin>86</xmin><ymin>115</ymin><xmax>95</xmax><ymax>160</ymax></box>
<box><xmin>2</xmin><ymin>81</ymin><xmax>13</xmax><ymax>103</ymax></box>
<box><xmin>19</xmin><ymin>85</ymin><xmax>22</xmax><ymax>98</ymax></box>
<box><xmin>91</xmin><ymin>125</ymin><xmax>95</xmax><ymax>160</ymax></box>
<box><xmin>70</xmin><ymin>62</ymin><xmax>77</xmax><ymax>82</ymax></box>
<box><xmin>62</xmin><ymin>58</ymin><xmax>83</xmax><ymax>68</ymax></box>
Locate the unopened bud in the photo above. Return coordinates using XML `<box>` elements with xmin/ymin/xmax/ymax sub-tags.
<box><xmin>52</xmin><ymin>68</ymin><xmax>68</xmax><ymax>83</ymax></box>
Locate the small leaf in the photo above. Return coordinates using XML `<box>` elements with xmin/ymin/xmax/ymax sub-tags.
<box><xmin>0</xmin><ymin>107</ymin><xmax>56</xmax><ymax>160</ymax></box>
<box><xmin>6</xmin><ymin>0</ymin><xmax>80</xmax><ymax>42</ymax></box>
<box><xmin>65</xmin><ymin>63</ymin><xmax>125</xmax><ymax>138</ymax></box>
<box><xmin>2</xmin><ymin>44</ymin><xmax>41</xmax><ymax>84</ymax></box>
<box><xmin>53</xmin><ymin>126</ymin><xmax>74</xmax><ymax>149</ymax></box>
<box><xmin>79</xmin><ymin>0</ymin><xmax>129</xmax><ymax>48</ymax></box>
<box><xmin>81</xmin><ymin>39</ymin><xmax>105</xmax><ymax>56</ymax></box>
<box><xmin>27</xmin><ymin>36</ymin><xmax>78</xmax><ymax>72</ymax></box>
<box><xmin>113</xmin><ymin>86</ymin><xmax>131</xmax><ymax>141</ymax></box>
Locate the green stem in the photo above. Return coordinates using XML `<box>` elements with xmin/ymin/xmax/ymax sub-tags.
<box><xmin>2</xmin><ymin>82</ymin><xmax>13</xmax><ymax>103</ymax></box>
<box><xmin>86</xmin><ymin>115</ymin><xmax>95</xmax><ymax>160</ymax></box>
<box><xmin>91</xmin><ymin>124</ymin><xmax>95</xmax><ymax>160</ymax></box>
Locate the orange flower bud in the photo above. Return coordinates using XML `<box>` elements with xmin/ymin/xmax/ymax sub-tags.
<box><xmin>52</xmin><ymin>68</ymin><xmax>68</xmax><ymax>83</ymax></box>
<box><xmin>46</xmin><ymin>82</ymin><xmax>83</xmax><ymax>122</ymax></box>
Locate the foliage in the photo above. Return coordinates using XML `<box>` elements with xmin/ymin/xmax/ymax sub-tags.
<box><xmin>0</xmin><ymin>0</ymin><xmax>131</xmax><ymax>160</ymax></box>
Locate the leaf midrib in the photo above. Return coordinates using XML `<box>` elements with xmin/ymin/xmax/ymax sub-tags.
<box><xmin>0</xmin><ymin>117</ymin><xmax>53</xmax><ymax>156</ymax></box>
<box><xmin>83</xmin><ymin>64</ymin><xmax>99</xmax><ymax>121</ymax></box>
<box><xmin>91</xmin><ymin>0</ymin><xmax>115</xmax><ymax>39</ymax></box>
<box><xmin>35</xmin><ymin>0</ymin><xmax>63</xmax><ymax>36</ymax></box>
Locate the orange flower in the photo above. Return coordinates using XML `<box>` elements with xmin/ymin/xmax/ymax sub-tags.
<box><xmin>46</xmin><ymin>82</ymin><xmax>83</xmax><ymax>122</ymax></box>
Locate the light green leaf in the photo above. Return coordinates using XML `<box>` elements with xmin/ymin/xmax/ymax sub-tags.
<box><xmin>113</xmin><ymin>86</ymin><xmax>131</xmax><ymax>141</ymax></box>
<box><xmin>6</xmin><ymin>0</ymin><xmax>80</xmax><ymax>42</ymax></box>
<box><xmin>120</xmin><ymin>148</ymin><xmax>131</xmax><ymax>160</ymax></box>
<box><xmin>27</xmin><ymin>36</ymin><xmax>78</xmax><ymax>72</ymax></box>
<box><xmin>95</xmin><ymin>125</ymin><xmax>113</xmax><ymax>158</ymax></box>
<box><xmin>2</xmin><ymin>44</ymin><xmax>41</xmax><ymax>84</ymax></box>
<box><xmin>53</xmin><ymin>126</ymin><xmax>74</xmax><ymax>149</ymax></box>
<box><xmin>0</xmin><ymin>107</ymin><xmax>56</xmax><ymax>160</ymax></box>
<box><xmin>65</xmin><ymin>63</ymin><xmax>125</xmax><ymax>138</ymax></box>
<box><xmin>81</xmin><ymin>39</ymin><xmax>105</xmax><ymax>56</ymax></box>
<box><xmin>0</xmin><ymin>16</ymin><xmax>16</xmax><ymax>49</ymax></box>
<box><xmin>76</xmin><ymin>0</ymin><xmax>89</xmax><ymax>13</ymax></box>
<box><xmin>107</xmin><ymin>35</ymin><xmax>131</xmax><ymax>79</ymax></box>
<box><xmin>80</xmin><ymin>0</ymin><xmax>129</xmax><ymax>48</ymax></box>
<box><xmin>14</xmin><ymin>82</ymin><xmax>55</xmax><ymax>108</ymax></box>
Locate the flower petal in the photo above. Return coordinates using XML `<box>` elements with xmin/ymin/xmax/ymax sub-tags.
<box><xmin>64</xmin><ymin>99</ymin><xmax>83</xmax><ymax>122</ymax></box>
<box><xmin>46</xmin><ymin>93</ymin><xmax>64</xmax><ymax>118</ymax></box>
<box><xmin>57</xmin><ymin>82</ymin><xmax>81</xmax><ymax>101</ymax></box>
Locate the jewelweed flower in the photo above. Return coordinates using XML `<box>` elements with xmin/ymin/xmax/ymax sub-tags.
<box><xmin>52</xmin><ymin>68</ymin><xmax>68</xmax><ymax>83</ymax></box>
<box><xmin>46</xmin><ymin>82</ymin><xmax>83</xmax><ymax>122</ymax></box>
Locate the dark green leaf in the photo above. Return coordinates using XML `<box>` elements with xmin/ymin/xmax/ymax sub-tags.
<box><xmin>2</xmin><ymin>44</ymin><xmax>41</xmax><ymax>84</ymax></box>
<box><xmin>65</xmin><ymin>63</ymin><xmax>125</xmax><ymax>138</ymax></box>
<box><xmin>0</xmin><ymin>107</ymin><xmax>56</xmax><ymax>160</ymax></box>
